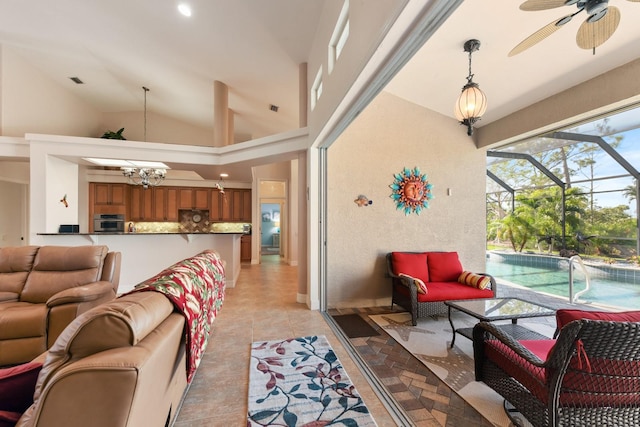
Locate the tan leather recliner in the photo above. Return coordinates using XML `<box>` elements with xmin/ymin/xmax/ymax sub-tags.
<box><xmin>16</xmin><ymin>292</ymin><xmax>188</xmax><ymax>427</ymax></box>
<box><xmin>0</xmin><ymin>245</ymin><xmax>121</xmax><ymax>366</ymax></box>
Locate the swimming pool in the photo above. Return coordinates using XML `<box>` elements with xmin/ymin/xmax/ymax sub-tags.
<box><xmin>486</xmin><ymin>251</ymin><xmax>640</xmax><ymax>310</ymax></box>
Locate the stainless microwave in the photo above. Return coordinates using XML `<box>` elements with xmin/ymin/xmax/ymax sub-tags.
<box><xmin>93</xmin><ymin>214</ymin><xmax>125</xmax><ymax>233</ymax></box>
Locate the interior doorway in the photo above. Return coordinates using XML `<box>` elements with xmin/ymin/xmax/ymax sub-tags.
<box><xmin>260</xmin><ymin>202</ymin><xmax>282</xmax><ymax>256</ymax></box>
<box><xmin>258</xmin><ymin>179</ymin><xmax>287</xmax><ymax>263</ymax></box>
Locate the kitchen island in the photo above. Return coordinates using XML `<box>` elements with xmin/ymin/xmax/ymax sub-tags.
<box><xmin>34</xmin><ymin>232</ymin><xmax>244</xmax><ymax>293</ymax></box>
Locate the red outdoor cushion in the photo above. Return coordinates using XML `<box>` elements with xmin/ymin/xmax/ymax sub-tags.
<box><xmin>0</xmin><ymin>361</ymin><xmax>42</xmax><ymax>418</ymax></box>
<box><xmin>520</xmin><ymin>340</ymin><xmax>556</xmax><ymax>361</ymax></box>
<box><xmin>394</xmin><ymin>281</ymin><xmax>493</xmax><ymax>302</ymax></box>
<box><xmin>486</xmin><ymin>337</ymin><xmax>640</xmax><ymax>407</ymax></box>
<box><xmin>427</xmin><ymin>252</ymin><xmax>463</xmax><ymax>282</ymax></box>
<box><xmin>391</xmin><ymin>252</ymin><xmax>429</xmax><ymax>283</ymax></box>
<box><xmin>556</xmin><ymin>309</ymin><xmax>640</xmax><ymax>330</ymax></box>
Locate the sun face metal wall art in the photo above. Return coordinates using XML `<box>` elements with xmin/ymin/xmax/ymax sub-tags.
<box><xmin>389</xmin><ymin>167</ymin><xmax>434</xmax><ymax>215</ymax></box>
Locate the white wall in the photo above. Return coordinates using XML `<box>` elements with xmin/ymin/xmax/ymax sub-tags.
<box><xmin>45</xmin><ymin>156</ymin><xmax>79</xmax><ymax>232</ymax></box>
<box><xmin>1</xmin><ymin>47</ymin><xmax>102</xmax><ymax>137</ymax></box>
<box><xmin>326</xmin><ymin>91</ymin><xmax>487</xmax><ymax>308</ymax></box>
<box><xmin>0</xmin><ymin>181</ymin><xmax>27</xmax><ymax>247</ymax></box>
<box><xmin>100</xmin><ymin>111</ymin><xmax>214</xmax><ymax>146</ymax></box>
<box><xmin>306</xmin><ymin>0</ymin><xmax>406</xmax><ymax>144</ymax></box>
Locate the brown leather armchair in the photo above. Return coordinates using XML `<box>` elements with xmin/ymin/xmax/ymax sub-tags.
<box><xmin>0</xmin><ymin>245</ymin><xmax>121</xmax><ymax>366</ymax></box>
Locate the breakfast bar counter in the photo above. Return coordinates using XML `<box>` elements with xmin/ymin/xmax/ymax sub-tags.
<box><xmin>33</xmin><ymin>232</ymin><xmax>244</xmax><ymax>293</ymax></box>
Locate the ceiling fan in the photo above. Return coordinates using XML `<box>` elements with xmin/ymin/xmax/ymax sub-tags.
<box><xmin>509</xmin><ymin>0</ymin><xmax>639</xmax><ymax>56</ymax></box>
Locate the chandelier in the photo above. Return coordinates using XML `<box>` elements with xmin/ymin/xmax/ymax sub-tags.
<box><xmin>454</xmin><ymin>39</ymin><xmax>488</xmax><ymax>136</ymax></box>
<box><xmin>122</xmin><ymin>167</ymin><xmax>166</xmax><ymax>189</ymax></box>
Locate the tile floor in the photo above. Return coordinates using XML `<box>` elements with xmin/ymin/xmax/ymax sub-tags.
<box><xmin>174</xmin><ymin>255</ymin><xmax>397</xmax><ymax>426</ymax></box>
<box><xmin>175</xmin><ymin>256</ymin><xmax>590</xmax><ymax>427</ymax></box>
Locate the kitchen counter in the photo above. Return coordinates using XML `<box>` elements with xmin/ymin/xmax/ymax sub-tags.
<box><xmin>32</xmin><ymin>232</ymin><xmax>245</xmax><ymax>293</ymax></box>
<box><xmin>38</xmin><ymin>232</ymin><xmax>246</xmax><ymax>235</ymax></box>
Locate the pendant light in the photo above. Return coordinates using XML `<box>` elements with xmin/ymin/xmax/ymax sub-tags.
<box><xmin>454</xmin><ymin>39</ymin><xmax>488</xmax><ymax>136</ymax></box>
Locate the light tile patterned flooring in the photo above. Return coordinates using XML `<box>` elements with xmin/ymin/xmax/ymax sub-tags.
<box><xmin>175</xmin><ymin>256</ymin><xmax>586</xmax><ymax>426</ymax></box>
<box><xmin>174</xmin><ymin>256</ymin><xmax>397</xmax><ymax>426</ymax></box>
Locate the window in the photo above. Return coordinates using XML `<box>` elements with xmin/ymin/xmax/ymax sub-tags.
<box><xmin>310</xmin><ymin>67</ymin><xmax>323</xmax><ymax>111</ymax></box>
<box><xmin>328</xmin><ymin>0</ymin><xmax>350</xmax><ymax>74</ymax></box>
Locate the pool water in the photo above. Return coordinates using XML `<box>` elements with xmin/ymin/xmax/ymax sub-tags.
<box><xmin>486</xmin><ymin>259</ymin><xmax>640</xmax><ymax>310</ymax></box>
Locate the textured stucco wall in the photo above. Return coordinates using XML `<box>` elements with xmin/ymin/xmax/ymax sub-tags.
<box><xmin>326</xmin><ymin>91</ymin><xmax>487</xmax><ymax>308</ymax></box>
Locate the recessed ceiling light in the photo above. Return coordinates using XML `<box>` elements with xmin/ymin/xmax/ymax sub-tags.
<box><xmin>178</xmin><ymin>3</ymin><xmax>192</xmax><ymax>17</ymax></box>
<box><xmin>220</xmin><ymin>173</ymin><xmax>229</xmax><ymax>178</ymax></box>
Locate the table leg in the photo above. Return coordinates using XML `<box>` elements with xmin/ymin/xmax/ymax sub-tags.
<box><xmin>448</xmin><ymin>305</ymin><xmax>456</xmax><ymax>348</ymax></box>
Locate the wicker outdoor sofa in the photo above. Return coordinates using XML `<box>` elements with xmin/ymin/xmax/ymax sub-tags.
<box><xmin>473</xmin><ymin>309</ymin><xmax>640</xmax><ymax>427</ymax></box>
<box><xmin>386</xmin><ymin>251</ymin><xmax>496</xmax><ymax>325</ymax></box>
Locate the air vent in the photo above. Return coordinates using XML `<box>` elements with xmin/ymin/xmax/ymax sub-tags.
<box><xmin>69</xmin><ymin>77</ymin><xmax>84</xmax><ymax>84</ymax></box>
<box><xmin>269</xmin><ymin>104</ymin><xmax>279</xmax><ymax>112</ymax></box>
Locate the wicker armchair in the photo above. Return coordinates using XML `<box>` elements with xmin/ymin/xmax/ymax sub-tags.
<box><xmin>386</xmin><ymin>252</ymin><xmax>496</xmax><ymax>325</ymax></box>
<box><xmin>473</xmin><ymin>319</ymin><xmax>640</xmax><ymax>427</ymax></box>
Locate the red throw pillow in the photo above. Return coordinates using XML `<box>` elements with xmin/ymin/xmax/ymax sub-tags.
<box><xmin>556</xmin><ymin>309</ymin><xmax>640</xmax><ymax>330</ymax></box>
<box><xmin>427</xmin><ymin>252</ymin><xmax>463</xmax><ymax>282</ymax></box>
<box><xmin>391</xmin><ymin>252</ymin><xmax>429</xmax><ymax>283</ymax></box>
<box><xmin>0</xmin><ymin>362</ymin><xmax>42</xmax><ymax>414</ymax></box>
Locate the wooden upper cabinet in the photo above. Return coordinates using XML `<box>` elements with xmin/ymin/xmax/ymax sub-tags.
<box><xmin>220</xmin><ymin>191</ymin><xmax>232</xmax><ymax>221</ymax></box>
<box><xmin>178</xmin><ymin>188</ymin><xmax>210</xmax><ymax>210</ymax></box>
<box><xmin>128</xmin><ymin>186</ymin><xmax>153</xmax><ymax>221</ymax></box>
<box><xmin>90</xmin><ymin>183</ymin><xmax>127</xmax><ymax>216</ymax></box>
<box><xmin>165</xmin><ymin>188</ymin><xmax>179</xmax><ymax>221</ymax></box>
<box><xmin>240</xmin><ymin>189</ymin><xmax>252</xmax><ymax>222</ymax></box>
<box><xmin>219</xmin><ymin>189</ymin><xmax>251</xmax><ymax>222</ymax></box>
<box><xmin>210</xmin><ymin>190</ymin><xmax>222</xmax><ymax>221</ymax></box>
<box><xmin>93</xmin><ymin>183</ymin><xmax>126</xmax><ymax>206</ymax></box>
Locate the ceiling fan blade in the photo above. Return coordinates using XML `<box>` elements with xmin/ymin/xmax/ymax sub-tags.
<box><xmin>576</xmin><ymin>6</ymin><xmax>620</xmax><ymax>50</ymax></box>
<box><xmin>520</xmin><ymin>0</ymin><xmax>571</xmax><ymax>11</ymax></box>
<box><xmin>508</xmin><ymin>18</ymin><xmax>566</xmax><ymax>56</ymax></box>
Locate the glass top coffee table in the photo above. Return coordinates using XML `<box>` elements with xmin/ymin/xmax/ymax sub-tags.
<box><xmin>445</xmin><ymin>298</ymin><xmax>555</xmax><ymax>348</ymax></box>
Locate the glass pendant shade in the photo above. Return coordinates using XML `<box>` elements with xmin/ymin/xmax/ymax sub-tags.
<box><xmin>454</xmin><ymin>82</ymin><xmax>487</xmax><ymax>122</ymax></box>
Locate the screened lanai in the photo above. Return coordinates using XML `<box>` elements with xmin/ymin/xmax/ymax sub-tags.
<box><xmin>486</xmin><ymin>104</ymin><xmax>640</xmax><ymax>259</ymax></box>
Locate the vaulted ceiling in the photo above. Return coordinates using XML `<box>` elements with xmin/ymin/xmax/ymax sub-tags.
<box><xmin>2</xmin><ymin>0</ymin><xmax>640</xmax><ymax>181</ymax></box>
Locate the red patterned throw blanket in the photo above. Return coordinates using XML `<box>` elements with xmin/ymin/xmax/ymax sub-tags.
<box><xmin>128</xmin><ymin>250</ymin><xmax>225</xmax><ymax>382</ymax></box>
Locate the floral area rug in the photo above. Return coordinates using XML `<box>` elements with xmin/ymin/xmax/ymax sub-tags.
<box><xmin>247</xmin><ymin>335</ymin><xmax>378</xmax><ymax>427</ymax></box>
<box><xmin>369</xmin><ymin>312</ymin><xmax>555</xmax><ymax>427</ymax></box>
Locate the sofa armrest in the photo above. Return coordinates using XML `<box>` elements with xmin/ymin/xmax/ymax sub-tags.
<box><xmin>46</xmin><ymin>281</ymin><xmax>116</xmax><ymax>307</ymax></box>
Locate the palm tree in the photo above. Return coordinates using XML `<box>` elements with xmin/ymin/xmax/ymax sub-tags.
<box><xmin>623</xmin><ymin>180</ymin><xmax>637</xmax><ymax>203</ymax></box>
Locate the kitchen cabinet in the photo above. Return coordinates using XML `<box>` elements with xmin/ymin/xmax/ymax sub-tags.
<box><xmin>219</xmin><ymin>189</ymin><xmax>251</xmax><ymax>222</ymax></box>
<box><xmin>178</xmin><ymin>188</ymin><xmax>210</xmax><ymax>210</ymax></box>
<box><xmin>129</xmin><ymin>186</ymin><xmax>152</xmax><ymax>221</ymax></box>
<box><xmin>147</xmin><ymin>187</ymin><xmax>179</xmax><ymax>221</ymax></box>
<box><xmin>130</xmin><ymin>187</ymin><xmax>179</xmax><ymax>221</ymax></box>
<box><xmin>90</xmin><ymin>183</ymin><xmax>127</xmax><ymax>215</ymax></box>
<box><xmin>241</xmin><ymin>234</ymin><xmax>251</xmax><ymax>262</ymax></box>
<box><xmin>210</xmin><ymin>190</ymin><xmax>222</xmax><ymax>221</ymax></box>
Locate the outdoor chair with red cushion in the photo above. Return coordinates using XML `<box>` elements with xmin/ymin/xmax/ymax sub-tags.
<box><xmin>473</xmin><ymin>309</ymin><xmax>640</xmax><ymax>427</ymax></box>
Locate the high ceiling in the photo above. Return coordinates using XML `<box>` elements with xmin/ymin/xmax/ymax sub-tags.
<box><xmin>2</xmin><ymin>0</ymin><xmax>640</xmax><ymax>181</ymax></box>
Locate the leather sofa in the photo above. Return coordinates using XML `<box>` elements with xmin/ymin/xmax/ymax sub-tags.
<box><xmin>0</xmin><ymin>245</ymin><xmax>121</xmax><ymax>366</ymax></box>
<box><xmin>11</xmin><ymin>249</ymin><xmax>226</xmax><ymax>427</ymax></box>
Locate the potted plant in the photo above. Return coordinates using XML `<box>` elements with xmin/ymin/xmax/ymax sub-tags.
<box><xmin>101</xmin><ymin>128</ymin><xmax>126</xmax><ymax>140</ymax></box>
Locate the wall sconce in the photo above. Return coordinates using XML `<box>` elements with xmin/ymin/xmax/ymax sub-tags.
<box><xmin>454</xmin><ymin>39</ymin><xmax>487</xmax><ymax>136</ymax></box>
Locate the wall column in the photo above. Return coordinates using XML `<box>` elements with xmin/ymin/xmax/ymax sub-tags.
<box><xmin>228</xmin><ymin>109</ymin><xmax>235</xmax><ymax>144</ymax></box>
<box><xmin>299</xmin><ymin>63</ymin><xmax>308</xmax><ymax>127</ymax></box>
<box><xmin>213</xmin><ymin>80</ymin><xmax>229</xmax><ymax>147</ymax></box>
